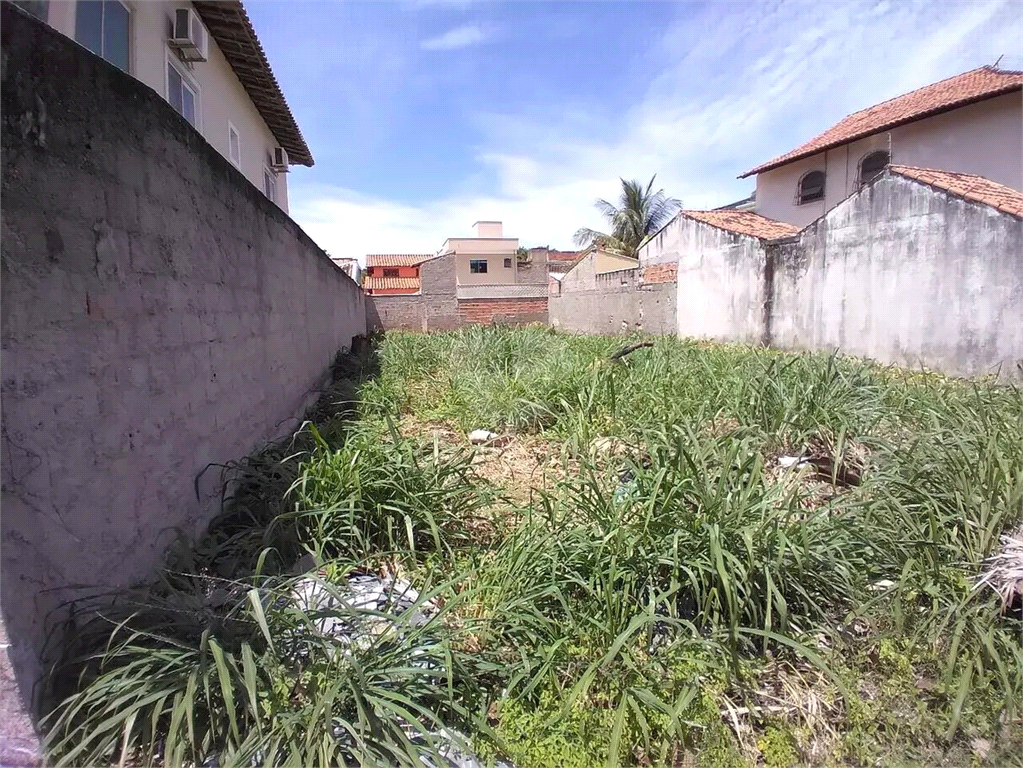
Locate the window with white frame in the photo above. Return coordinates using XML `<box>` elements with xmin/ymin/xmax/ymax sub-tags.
<box><xmin>228</xmin><ymin>122</ymin><xmax>242</xmax><ymax>168</ymax></box>
<box><xmin>76</xmin><ymin>0</ymin><xmax>130</xmax><ymax>72</ymax></box>
<box><xmin>167</xmin><ymin>60</ymin><xmax>199</xmax><ymax>128</ymax></box>
<box><xmin>263</xmin><ymin>168</ymin><xmax>277</xmax><ymax>202</ymax></box>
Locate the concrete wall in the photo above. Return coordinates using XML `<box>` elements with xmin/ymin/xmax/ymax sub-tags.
<box><xmin>44</xmin><ymin>0</ymin><xmax>293</xmax><ymax>211</ymax></box>
<box><xmin>669</xmin><ymin>216</ymin><xmax>772</xmax><ymax>345</ymax></box>
<box><xmin>549</xmin><ymin>268</ymin><xmax>677</xmax><ymax>336</ymax></box>
<box><xmin>756</xmin><ymin>93</ymin><xmax>1022</xmax><ymax>228</ymax></box>
<box><xmin>642</xmin><ymin>170</ymin><xmax>1022</xmax><ymax>379</ymax></box>
<box><xmin>772</xmin><ymin>173</ymin><xmax>1023</xmax><ymax>378</ymax></box>
<box><xmin>0</xmin><ymin>9</ymin><xmax>364</xmax><ymax>761</ymax></box>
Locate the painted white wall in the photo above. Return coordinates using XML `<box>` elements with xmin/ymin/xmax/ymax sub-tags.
<box><xmin>771</xmin><ymin>173</ymin><xmax>1023</xmax><ymax>378</ymax></box>
<box><xmin>755</xmin><ymin>93</ymin><xmax>1022</xmax><ymax>227</ymax></box>
<box><xmin>43</xmin><ymin>0</ymin><xmax>291</xmax><ymax>211</ymax></box>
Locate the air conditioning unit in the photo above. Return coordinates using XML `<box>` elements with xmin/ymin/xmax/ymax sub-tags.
<box><xmin>271</xmin><ymin>146</ymin><xmax>290</xmax><ymax>172</ymax></box>
<box><xmin>170</xmin><ymin>8</ymin><xmax>209</xmax><ymax>62</ymax></box>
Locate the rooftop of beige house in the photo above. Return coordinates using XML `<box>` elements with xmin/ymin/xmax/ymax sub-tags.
<box><xmin>363</xmin><ymin>276</ymin><xmax>421</xmax><ymax>291</ymax></box>
<box><xmin>740</xmin><ymin>65</ymin><xmax>1023</xmax><ymax>178</ymax></box>
<box><xmin>683</xmin><ymin>210</ymin><xmax>801</xmax><ymax>240</ymax></box>
<box><xmin>890</xmin><ymin>165</ymin><xmax>1023</xmax><ymax>218</ymax></box>
<box><xmin>192</xmin><ymin>1</ymin><xmax>312</xmax><ymax>166</ymax></box>
<box><xmin>365</xmin><ymin>254</ymin><xmax>436</xmax><ymax>268</ymax></box>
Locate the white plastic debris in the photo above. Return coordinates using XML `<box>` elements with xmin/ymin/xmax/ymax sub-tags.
<box><xmin>468</xmin><ymin>429</ymin><xmax>500</xmax><ymax>444</ymax></box>
<box><xmin>867</xmin><ymin>579</ymin><xmax>896</xmax><ymax>593</ymax></box>
<box><xmin>778</xmin><ymin>455</ymin><xmax>807</xmax><ymax>468</ymax></box>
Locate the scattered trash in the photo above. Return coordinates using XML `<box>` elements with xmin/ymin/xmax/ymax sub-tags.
<box><xmin>866</xmin><ymin>579</ymin><xmax>896</xmax><ymax>593</ymax></box>
<box><xmin>284</xmin><ymin>570</ymin><xmax>438</xmax><ymax>654</ymax></box>
<box><xmin>974</xmin><ymin>525</ymin><xmax>1023</xmax><ymax>614</ymax></box>
<box><xmin>777</xmin><ymin>455</ymin><xmax>810</xmax><ymax>469</ymax></box>
<box><xmin>468</xmin><ymin>429</ymin><xmax>500</xmax><ymax>445</ymax></box>
<box><xmin>612</xmin><ymin>470</ymin><xmax>640</xmax><ymax>505</ymax></box>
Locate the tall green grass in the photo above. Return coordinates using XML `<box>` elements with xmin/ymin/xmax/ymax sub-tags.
<box><xmin>42</xmin><ymin>327</ymin><xmax>1023</xmax><ymax>767</ymax></box>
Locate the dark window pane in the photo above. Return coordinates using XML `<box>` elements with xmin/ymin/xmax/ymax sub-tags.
<box><xmin>168</xmin><ymin>63</ymin><xmax>183</xmax><ymax>114</ymax></box>
<box><xmin>103</xmin><ymin>0</ymin><xmax>130</xmax><ymax>71</ymax></box>
<box><xmin>182</xmin><ymin>86</ymin><xmax>196</xmax><ymax>126</ymax></box>
<box><xmin>860</xmin><ymin>151</ymin><xmax>889</xmax><ymax>184</ymax></box>
<box><xmin>798</xmin><ymin>171</ymin><xmax>825</xmax><ymax>204</ymax></box>
<box><xmin>470</xmin><ymin>260</ymin><xmax>488</xmax><ymax>274</ymax></box>
<box><xmin>75</xmin><ymin>0</ymin><xmax>103</xmax><ymax>56</ymax></box>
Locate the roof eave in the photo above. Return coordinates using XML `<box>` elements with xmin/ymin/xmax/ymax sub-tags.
<box><xmin>192</xmin><ymin>0</ymin><xmax>313</xmax><ymax>167</ymax></box>
<box><xmin>737</xmin><ymin>85</ymin><xmax>1022</xmax><ymax>179</ymax></box>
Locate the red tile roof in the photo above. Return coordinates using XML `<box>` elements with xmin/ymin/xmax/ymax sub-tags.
<box><xmin>365</xmin><ymin>254</ymin><xmax>436</xmax><ymax>268</ymax></box>
<box><xmin>889</xmin><ymin>165</ymin><xmax>1023</xmax><ymax>218</ymax></box>
<box><xmin>740</xmin><ymin>66</ymin><xmax>1023</xmax><ymax>178</ymax></box>
<box><xmin>192</xmin><ymin>2</ymin><xmax>312</xmax><ymax>166</ymax></box>
<box><xmin>363</xmin><ymin>276</ymin><xmax>421</xmax><ymax>291</ymax></box>
<box><xmin>683</xmin><ymin>210</ymin><xmax>800</xmax><ymax>240</ymax></box>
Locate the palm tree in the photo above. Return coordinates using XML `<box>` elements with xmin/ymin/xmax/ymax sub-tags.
<box><xmin>573</xmin><ymin>175</ymin><xmax>681</xmax><ymax>259</ymax></box>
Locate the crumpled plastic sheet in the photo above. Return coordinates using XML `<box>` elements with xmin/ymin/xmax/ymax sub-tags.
<box><xmin>200</xmin><ymin>571</ymin><xmax>512</xmax><ymax>768</ymax></box>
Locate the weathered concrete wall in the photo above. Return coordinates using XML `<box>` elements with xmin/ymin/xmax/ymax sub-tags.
<box><xmin>640</xmin><ymin>170</ymin><xmax>1022</xmax><ymax>378</ymax></box>
<box><xmin>0</xmin><ymin>8</ymin><xmax>365</xmax><ymax>762</ymax></box>
<box><xmin>669</xmin><ymin>216</ymin><xmax>772</xmax><ymax>345</ymax></box>
<box><xmin>772</xmin><ymin>173</ymin><xmax>1023</xmax><ymax>378</ymax></box>
<box><xmin>549</xmin><ymin>268</ymin><xmax>676</xmax><ymax>336</ymax></box>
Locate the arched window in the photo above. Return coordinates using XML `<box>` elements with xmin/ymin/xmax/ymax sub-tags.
<box><xmin>798</xmin><ymin>170</ymin><xmax>826</xmax><ymax>204</ymax></box>
<box><xmin>859</xmin><ymin>151</ymin><xmax>889</xmax><ymax>186</ymax></box>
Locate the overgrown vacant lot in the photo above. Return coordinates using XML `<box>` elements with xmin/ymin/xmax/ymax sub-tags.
<box><xmin>44</xmin><ymin>327</ymin><xmax>1022</xmax><ymax>767</ymax></box>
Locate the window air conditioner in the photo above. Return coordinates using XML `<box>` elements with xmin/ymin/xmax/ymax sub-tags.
<box><xmin>170</xmin><ymin>8</ymin><xmax>209</xmax><ymax>62</ymax></box>
<box><xmin>271</xmin><ymin>146</ymin><xmax>290</xmax><ymax>172</ymax></box>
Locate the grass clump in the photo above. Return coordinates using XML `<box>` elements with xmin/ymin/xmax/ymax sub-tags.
<box><xmin>41</xmin><ymin>327</ymin><xmax>1023</xmax><ymax>767</ymax></box>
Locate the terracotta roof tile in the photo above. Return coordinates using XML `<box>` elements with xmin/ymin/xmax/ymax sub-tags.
<box><xmin>683</xmin><ymin>210</ymin><xmax>800</xmax><ymax>241</ymax></box>
<box><xmin>889</xmin><ymin>165</ymin><xmax>1023</xmax><ymax>218</ymax></box>
<box><xmin>740</xmin><ymin>66</ymin><xmax>1022</xmax><ymax>178</ymax></box>
<box><xmin>363</xmin><ymin>277</ymin><xmax>421</xmax><ymax>291</ymax></box>
<box><xmin>192</xmin><ymin>1</ymin><xmax>312</xmax><ymax>166</ymax></box>
<box><xmin>365</xmin><ymin>254</ymin><xmax>436</xmax><ymax>268</ymax></box>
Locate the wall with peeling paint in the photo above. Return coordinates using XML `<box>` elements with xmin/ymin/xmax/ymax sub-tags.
<box><xmin>771</xmin><ymin>173</ymin><xmax>1023</xmax><ymax>378</ymax></box>
<box><xmin>0</xmin><ymin>8</ymin><xmax>364</xmax><ymax>762</ymax></box>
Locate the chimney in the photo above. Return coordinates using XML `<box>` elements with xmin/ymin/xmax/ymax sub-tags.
<box><xmin>472</xmin><ymin>221</ymin><xmax>503</xmax><ymax>238</ymax></box>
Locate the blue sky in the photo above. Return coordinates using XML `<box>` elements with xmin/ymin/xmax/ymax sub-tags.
<box><xmin>246</xmin><ymin>0</ymin><xmax>1021</xmax><ymax>261</ymax></box>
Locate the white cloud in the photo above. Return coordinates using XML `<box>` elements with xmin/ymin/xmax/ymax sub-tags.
<box><xmin>291</xmin><ymin>0</ymin><xmax>1021</xmax><ymax>262</ymax></box>
<box><xmin>421</xmin><ymin>24</ymin><xmax>486</xmax><ymax>51</ymax></box>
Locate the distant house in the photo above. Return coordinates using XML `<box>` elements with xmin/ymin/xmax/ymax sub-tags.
<box><xmin>18</xmin><ymin>0</ymin><xmax>313</xmax><ymax>212</ymax></box>
<box><xmin>740</xmin><ymin>65</ymin><xmax>1023</xmax><ymax>227</ymax></box>
<box><xmin>362</xmin><ymin>254</ymin><xmax>435</xmax><ymax>295</ymax></box>
<box><xmin>331</xmin><ymin>258</ymin><xmax>362</xmax><ymax>284</ymax></box>
<box><xmin>438</xmin><ymin>221</ymin><xmax>522</xmax><ymax>286</ymax></box>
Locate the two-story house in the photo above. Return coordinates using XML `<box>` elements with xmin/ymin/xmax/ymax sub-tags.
<box><xmin>14</xmin><ymin>0</ymin><xmax>312</xmax><ymax>212</ymax></box>
<box><xmin>741</xmin><ymin>65</ymin><xmax>1023</xmax><ymax>228</ymax></box>
<box><xmin>438</xmin><ymin>221</ymin><xmax>522</xmax><ymax>286</ymax></box>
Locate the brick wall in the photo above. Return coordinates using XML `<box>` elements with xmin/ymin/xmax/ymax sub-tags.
<box><xmin>458</xmin><ymin>297</ymin><xmax>549</xmax><ymax>325</ymax></box>
<box><xmin>0</xmin><ymin>8</ymin><xmax>365</xmax><ymax>762</ymax></box>
<box><xmin>641</xmin><ymin>262</ymin><xmax>677</xmax><ymax>284</ymax></box>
